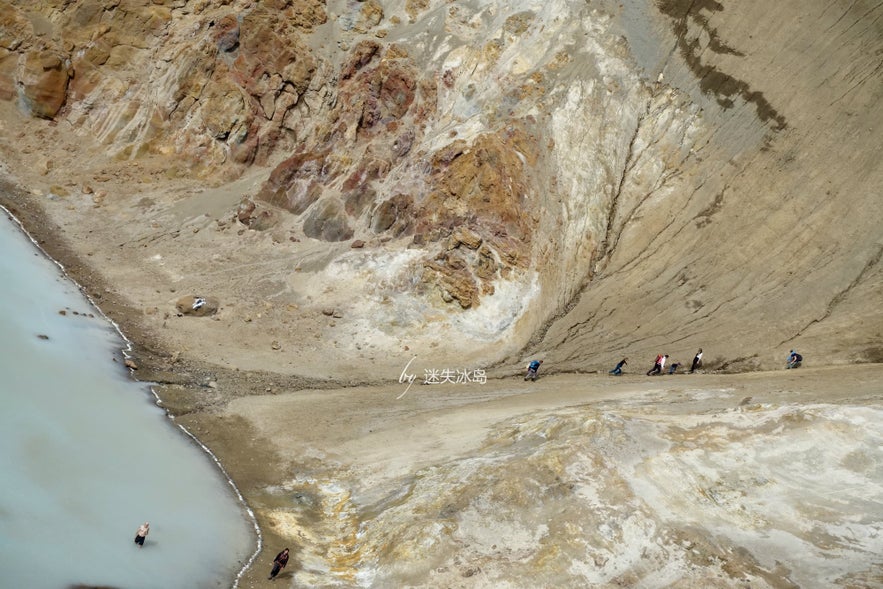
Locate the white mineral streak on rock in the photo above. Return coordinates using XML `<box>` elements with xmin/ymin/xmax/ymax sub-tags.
<box><xmin>309</xmin><ymin>247</ymin><xmax>539</xmax><ymax>363</ymax></box>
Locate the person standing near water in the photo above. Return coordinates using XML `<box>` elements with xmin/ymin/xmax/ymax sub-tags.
<box><xmin>134</xmin><ymin>522</ymin><xmax>149</xmax><ymax>547</ymax></box>
<box><xmin>269</xmin><ymin>548</ymin><xmax>290</xmax><ymax>580</ymax></box>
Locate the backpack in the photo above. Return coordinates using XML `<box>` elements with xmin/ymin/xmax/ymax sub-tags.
<box><xmin>794</xmin><ymin>354</ymin><xmax>802</xmax><ymax>362</ymax></box>
<box><xmin>529</xmin><ymin>360</ymin><xmax>540</xmax><ymax>371</ymax></box>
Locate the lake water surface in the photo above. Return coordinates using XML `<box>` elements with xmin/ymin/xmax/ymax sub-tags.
<box><xmin>0</xmin><ymin>209</ymin><xmax>256</xmax><ymax>588</ymax></box>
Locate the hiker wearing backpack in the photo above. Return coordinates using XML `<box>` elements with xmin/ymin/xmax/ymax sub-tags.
<box><xmin>525</xmin><ymin>359</ymin><xmax>543</xmax><ymax>381</ymax></box>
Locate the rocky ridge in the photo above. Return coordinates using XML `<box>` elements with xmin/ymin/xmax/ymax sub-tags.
<box><xmin>0</xmin><ymin>0</ymin><xmax>880</xmax><ymax>377</ymax></box>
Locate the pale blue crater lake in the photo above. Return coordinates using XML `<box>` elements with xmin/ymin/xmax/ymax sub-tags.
<box><xmin>0</xmin><ymin>209</ymin><xmax>256</xmax><ymax>589</ymax></box>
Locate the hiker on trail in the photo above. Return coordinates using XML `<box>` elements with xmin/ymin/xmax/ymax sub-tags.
<box><xmin>525</xmin><ymin>359</ymin><xmax>543</xmax><ymax>381</ymax></box>
<box><xmin>690</xmin><ymin>348</ymin><xmax>703</xmax><ymax>373</ymax></box>
<box><xmin>269</xmin><ymin>548</ymin><xmax>290</xmax><ymax>580</ymax></box>
<box><xmin>609</xmin><ymin>358</ymin><xmax>628</xmax><ymax>376</ymax></box>
<box><xmin>647</xmin><ymin>354</ymin><xmax>668</xmax><ymax>376</ymax></box>
<box><xmin>787</xmin><ymin>350</ymin><xmax>802</xmax><ymax>369</ymax></box>
<box><xmin>134</xmin><ymin>522</ymin><xmax>149</xmax><ymax>548</ymax></box>
<box><xmin>668</xmin><ymin>362</ymin><xmax>681</xmax><ymax>374</ymax></box>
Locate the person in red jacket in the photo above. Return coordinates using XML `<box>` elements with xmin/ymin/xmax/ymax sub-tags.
<box><xmin>647</xmin><ymin>354</ymin><xmax>667</xmax><ymax>376</ymax></box>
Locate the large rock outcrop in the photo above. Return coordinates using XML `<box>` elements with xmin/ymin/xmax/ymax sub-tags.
<box><xmin>0</xmin><ymin>0</ymin><xmax>879</xmax><ymax>373</ymax></box>
<box><xmin>0</xmin><ymin>0</ymin><xmax>326</xmax><ymax>171</ymax></box>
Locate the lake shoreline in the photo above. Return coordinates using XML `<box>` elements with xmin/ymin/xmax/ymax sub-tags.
<box><xmin>0</xmin><ymin>181</ymin><xmax>277</xmax><ymax>587</ymax></box>
<box><xmin>0</xmin><ymin>196</ymin><xmax>260</xmax><ymax>587</ymax></box>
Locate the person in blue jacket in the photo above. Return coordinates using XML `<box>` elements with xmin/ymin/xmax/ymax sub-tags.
<box><xmin>525</xmin><ymin>359</ymin><xmax>543</xmax><ymax>381</ymax></box>
<box><xmin>609</xmin><ymin>358</ymin><xmax>628</xmax><ymax>376</ymax></box>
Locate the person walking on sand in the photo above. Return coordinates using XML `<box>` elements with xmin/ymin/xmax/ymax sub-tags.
<box><xmin>134</xmin><ymin>522</ymin><xmax>149</xmax><ymax>548</ymax></box>
<box><xmin>269</xmin><ymin>548</ymin><xmax>290</xmax><ymax>580</ymax></box>
<box><xmin>525</xmin><ymin>359</ymin><xmax>543</xmax><ymax>381</ymax></box>
<box><xmin>787</xmin><ymin>350</ymin><xmax>802</xmax><ymax>369</ymax></box>
<box><xmin>609</xmin><ymin>358</ymin><xmax>628</xmax><ymax>376</ymax></box>
<box><xmin>690</xmin><ymin>348</ymin><xmax>703</xmax><ymax>373</ymax></box>
<box><xmin>647</xmin><ymin>354</ymin><xmax>662</xmax><ymax>376</ymax></box>
<box><xmin>647</xmin><ymin>354</ymin><xmax>667</xmax><ymax>376</ymax></box>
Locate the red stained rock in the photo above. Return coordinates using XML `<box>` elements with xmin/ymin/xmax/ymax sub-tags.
<box><xmin>258</xmin><ymin>150</ymin><xmax>332</xmax><ymax>214</ymax></box>
<box><xmin>379</xmin><ymin>66</ymin><xmax>416</xmax><ymax>119</ymax></box>
<box><xmin>212</xmin><ymin>14</ymin><xmax>240</xmax><ymax>53</ymax></box>
<box><xmin>341</xmin><ymin>41</ymin><xmax>380</xmax><ymax>80</ymax></box>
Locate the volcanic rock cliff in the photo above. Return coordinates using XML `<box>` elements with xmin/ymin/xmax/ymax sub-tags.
<box><xmin>0</xmin><ymin>0</ymin><xmax>880</xmax><ymax>377</ymax></box>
